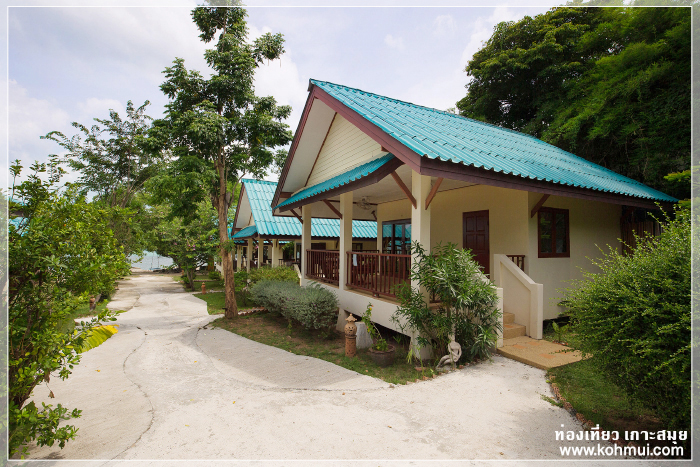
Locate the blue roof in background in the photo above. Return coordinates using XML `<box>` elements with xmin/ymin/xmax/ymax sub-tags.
<box><xmin>310</xmin><ymin>80</ymin><xmax>676</xmax><ymax>203</ymax></box>
<box><xmin>235</xmin><ymin>179</ymin><xmax>377</xmax><ymax>239</ymax></box>
<box><xmin>275</xmin><ymin>154</ymin><xmax>395</xmax><ymax>210</ymax></box>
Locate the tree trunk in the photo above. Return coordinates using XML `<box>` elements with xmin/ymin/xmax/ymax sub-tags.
<box><xmin>218</xmin><ymin>158</ymin><xmax>238</xmax><ymax>319</ymax></box>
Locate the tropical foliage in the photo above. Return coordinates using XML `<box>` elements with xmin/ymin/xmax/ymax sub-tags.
<box><xmin>393</xmin><ymin>242</ymin><xmax>502</xmax><ymax>362</ymax></box>
<box><xmin>457</xmin><ymin>6</ymin><xmax>690</xmax><ymax>193</ymax></box>
<box><xmin>147</xmin><ymin>201</ymin><xmax>219</xmax><ymax>290</ymax></box>
<box><xmin>8</xmin><ymin>160</ymin><xmax>127</xmax><ymax>457</ymax></box>
<box><xmin>563</xmin><ymin>208</ymin><xmax>690</xmax><ymax>432</ymax></box>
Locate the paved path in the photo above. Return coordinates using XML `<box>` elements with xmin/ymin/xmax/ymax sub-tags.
<box><xmin>18</xmin><ymin>271</ymin><xmax>660</xmax><ymax>466</ymax></box>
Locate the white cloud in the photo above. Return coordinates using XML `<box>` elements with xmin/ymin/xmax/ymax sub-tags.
<box><xmin>384</xmin><ymin>34</ymin><xmax>405</xmax><ymax>51</ymax></box>
<box><xmin>433</xmin><ymin>15</ymin><xmax>457</xmax><ymax>37</ymax></box>
<box><xmin>8</xmin><ymin>80</ymin><xmax>71</xmax><ymax>163</ymax></box>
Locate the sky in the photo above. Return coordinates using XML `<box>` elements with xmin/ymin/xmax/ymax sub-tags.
<box><xmin>5</xmin><ymin>0</ymin><xmax>567</xmax><ymax>187</ymax></box>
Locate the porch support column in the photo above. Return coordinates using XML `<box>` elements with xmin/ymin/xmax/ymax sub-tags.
<box><xmin>235</xmin><ymin>245</ymin><xmax>240</xmax><ymax>271</ymax></box>
<box><xmin>247</xmin><ymin>238</ymin><xmax>253</xmax><ymax>272</ymax></box>
<box><xmin>411</xmin><ymin>171</ymin><xmax>433</xmax><ymax>360</ymax></box>
<box><xmin>271</xmin><ymin>239</ymin><xmax>280</xmax><ymax>268</ymax></box>
<box><xmin>256</xmin><ymin>238</ymin><xmax>262</xmax><ymax>268</ymax></box>
<box><xmin>301</xmin><ymin>205</ymin><xmax>312</xmax><ymax>282</ymax></box>
<box><xmin>339</xmin><ymin>191</ymin><xmax>353</xmax><ymax>291</ymax></box>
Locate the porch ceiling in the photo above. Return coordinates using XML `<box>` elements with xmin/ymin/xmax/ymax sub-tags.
<box><xmin>276</xmin><ymin>164</ymin><xmax>477</xmax><ymax>220</ymax></box>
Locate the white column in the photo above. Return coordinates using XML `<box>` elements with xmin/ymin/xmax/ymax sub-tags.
<box><xmin>247</xmin><ymin>238</ymin><xmax>253</xmax><ymax>272</ymax></box>
<box><xmin>235</xmin><ymin>245</ymin><xmax>240</xmax><ymax>271</ymax></box>
<box><xmin>271</xmin><ymin>239</ymin><xmax>280</xmax><ymax>267</ymax></box>
<box><xmin>256</xmin><ymin>238</ymin><xmax>262</xmax><ymax>268</ymax></box>
<box><xmin>301</xmin><ymin>205</ymin><xmax>312</xmax><ymax>281</ymax></box>
<box><xmin>338</xmin><ymin>191</ymin><xmax>353</xmax><ymax>290</ymax></box>
<box><xmin>411</xmin><ymin>171</ymin><xmax>432</xmax><ymax>360</ymax></box>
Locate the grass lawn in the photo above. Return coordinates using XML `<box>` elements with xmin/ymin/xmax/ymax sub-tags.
<box><xmin>173</xmin><ymin>274</ymin><xmax>225</xmax><ymax>292</ymax></box>
<box><xmin>193</xmin><ymin>291</ymin><xmax>256</xmax><ymax>314</ymax></box>
<box><xmin>210</xmin><ymin>311</ymin><xmax>437</xmax><ymax>386</ymax></box>
<box><xmin>548</xmin><ymin>358</ymin><xmax>663</xmax><ymax>435</ymax></box>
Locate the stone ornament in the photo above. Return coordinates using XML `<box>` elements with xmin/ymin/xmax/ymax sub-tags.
<box><xmin>436</xmin><ymin>341</ymin><xmax>462</xmax><ymax>370</ymax></box>
<box><xmin>344</xmin><ymin>315</ymin><xmax>357</xmax><ymax>357</ymax></box>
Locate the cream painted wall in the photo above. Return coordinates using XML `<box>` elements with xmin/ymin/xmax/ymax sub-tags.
<box><xmin>306</xmin><ymin>114</ymin><xmax>382</xmax><ymax>186</ymax></box>
<box><xmin>376</xmin><ymin>185</ymin><xmax>529</xmax><ymax>275</ymax></box>
<box><xmin>376</xmin><ymin>184</ymin><xmax>622</xmax><ymax>324</ymax></box>
<box><xmin>526</xmin><ymin>193</ymin><xmax>621</xmax><ymax>320</ymax></box>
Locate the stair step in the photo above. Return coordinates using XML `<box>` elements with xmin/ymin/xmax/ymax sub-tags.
<box><xmin>503</xmin><ymin>312</ymin><xmax>515</xmax><ymax>325</ymax></box>
<box><xmin>503</xmin><ymin>323</ymin><xmax>526</xmax><ymax>339</ymax></box>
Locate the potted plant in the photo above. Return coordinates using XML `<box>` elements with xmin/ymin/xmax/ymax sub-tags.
<box><xmin>362</xmin><ymin>303</ymin><xmax>395</xmax><ymax>367</ymax></box>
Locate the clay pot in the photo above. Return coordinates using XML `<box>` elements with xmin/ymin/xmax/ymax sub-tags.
<box><xmin>368</xmin><ymin>344</ymin><xmax>396</xmax><ymax>367</ymax></box>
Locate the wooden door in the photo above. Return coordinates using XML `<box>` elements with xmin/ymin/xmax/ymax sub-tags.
<box><xmin>463</xmin><ymin>210</ymin><xmax>490</xmax><ymax>275</ymax></box>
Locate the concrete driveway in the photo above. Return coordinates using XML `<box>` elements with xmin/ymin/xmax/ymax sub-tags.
<box><xmin>18</xmin><ymin>271</ymin><xmax>659</xmax><ymax>466</ymax></box>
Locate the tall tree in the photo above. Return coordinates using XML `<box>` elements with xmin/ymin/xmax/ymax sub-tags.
<box><xmin>457</xmin><ymin>6</ymin><xmax>690</xmax><ymax>191</ymax></box>
<box><xmin>152</xmin><ymin>3</ymin><xmax>292</xmax><ymax>318</ymax></box>
<box><xmin>42</xmin><ymin>100</ymin><xmax>163</xmax><ymax>209</ymax></box>
<box><xmin>42</xmin><ymin>101</ymin><xmax>166</xmax><ymax>257</ymax></box>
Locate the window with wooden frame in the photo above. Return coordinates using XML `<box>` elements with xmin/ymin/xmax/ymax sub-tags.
<box><xmin>382</xmin><ymin>219</ymin><xmax>411</xmax><ymax>255</ymax></box>
<box><xmin>538</xmin><ymin>207</ymin><xmax>570</xmax><ymax>258</ymax></box>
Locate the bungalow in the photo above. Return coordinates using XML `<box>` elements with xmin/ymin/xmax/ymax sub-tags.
<box><xmin>230</xmin><ymin>178</ymin><xmax>378</xmax><ymax>273</ymax></box>
<box><xmin>270</xmin><ymin>80</ymin><xmax>676</xmax><ymax>348</ymax></box>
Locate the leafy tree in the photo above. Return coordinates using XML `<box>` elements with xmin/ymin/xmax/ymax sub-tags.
<box><xmin>42</xmin><ymin>101</ymin><xmax>166</xmax><ymax>257</ymax></box>
<box><xmin>8</xmin><ymin>161</ymin><xmax>127</xmax><ymax>457</ymax></box>
<box><xmin>457</xmin><ymin>6</ymin><xmax>690</xmax><ymax>190</ymax></box>
<box><xmin>42</xmin><ymin>100</ymin><xmax>163</xmax><ymax>209</ymax></box>
<box><xmin>148</xmin><ymin>201</ymin><xmax>219</xmax><ymax>289</ymax></box>
<box><xmin>152</xmin><ymin>2</ymin><xmax>292</xmax><ymax>318</ymax></box>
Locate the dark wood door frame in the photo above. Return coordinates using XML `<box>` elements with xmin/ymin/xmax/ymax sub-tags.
<box><xmin>463</xmin><ymin>210</ymin><xmax>490</xmax><ymax>275</ymax></box>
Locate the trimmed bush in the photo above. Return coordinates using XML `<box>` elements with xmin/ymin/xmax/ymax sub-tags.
<box><xmin>563</xmin><ymin>208</ymin><xmax>690</xmax><ymax>432</ymax></box>
<box><xmin>250</xmin><ymin>280</ymin><xmax>298</xmax><ymax>316</ymax></box>
<box><xmin>208</xmin><ymin>269</ymin><xmax>222</xmax><ymax>281</ymax></box>
<box><xmin>250</xmin><ymin>280</ymin><xmax>338</xmax><ymax>332</ymax></box>
<box><xmin>285</xmin><ymin>282</ymin><xmax>338</xmax><ymax>331</ymax></box>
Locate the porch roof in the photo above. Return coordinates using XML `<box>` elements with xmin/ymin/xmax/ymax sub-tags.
<box><xmin>273</xmin><ymin>80</ymin><xmax>677</xmax><ymax>209</ymax></box>
<box><xmin>231</xmin><ymin>224</ymin><xmax>258</xmax><ymax>239</ymax></box>
<box><xmin>273</xmin><ymin>154</ymin><xmax>398</xmax><ymax>211</ymax></box>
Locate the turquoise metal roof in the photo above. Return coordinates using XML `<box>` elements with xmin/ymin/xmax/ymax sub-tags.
<box><xmin>275</xmin><ymin>154</ymin><xmax>396</xmax><ymax>210</ymax></box>
<box><xmin>240</xmin><ymin>179</ymin><xmax>377</xmax><ymax>239</ymax></box>
<box><xmin>232</xmin><ymin>224</ymin><xmax>258</xmax><ymax>239</ymax></box>
<box><xmin>310</xmin><ymin>80</ymin><xmax>676</xmax><ymax>203</ymax></box>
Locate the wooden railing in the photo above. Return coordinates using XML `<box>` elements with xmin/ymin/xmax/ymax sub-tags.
<box><xmin>506</xmin><ymin>255</ymin><xmax>525</xmax><ymax>271</ymax></box>
<box><xmin>306</xmin><ymin>249</ymin><xmax>340</xmax><ymax>285</ymax></box>
<box><xmin>347</xmin><ymin>251</ymin><xmax>411</xmax><ymax>298</ymax></box>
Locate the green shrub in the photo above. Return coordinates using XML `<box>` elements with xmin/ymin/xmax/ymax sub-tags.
<box><xmin>208</xmin><ymin>269</ymin><xmax>222</xmax><ymax>281</ymax></box>
<box><xmin>392</xmin><ymin>242</ymin><xmax>501</xmax><ymax>362</ymax></box>
<box><xmin>248</xmin><ymin>266</ymin><xmax>299</xmax><ymax>285</ymax></box>
<box><xmin>286</xmin><ymin>282</ymin><xmax>338</xmax><ymax>331</ymax></box>
<box><xmin>250</xmin><ymin>280</ymin><xmax>298</xmax><ymax>316</ymax></box>
<box><xmin>563</xmin><ymin>208</ymin><xmax>690</xmax><ymax>432</ymax></box>
<box><xmin>251</xmin><ymin>280</ymin><xmax>338</xmax><ymax>332</ymax></box>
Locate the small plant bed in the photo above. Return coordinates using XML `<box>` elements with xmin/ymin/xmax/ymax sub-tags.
<box><xmin>546</xmin><ymin>359</ymin><xmax>675</xmax><ymax>454</ymax></box>
<box><xmin>192</xmin><ymin>291</ymin><xmax>256</xmax><ymax>315</ymax></box>
<box><xmin>211</xmin><ymin>311</ymin><xmax>452</xmax><ymax>385</ymax></box>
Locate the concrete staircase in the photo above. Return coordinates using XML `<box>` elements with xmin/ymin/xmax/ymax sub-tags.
<box><xmin>503</xmin><ymin>312</ymin><xmax>526</xmax><ymax>339</ymax></box>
